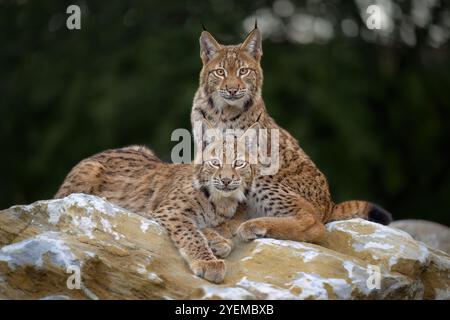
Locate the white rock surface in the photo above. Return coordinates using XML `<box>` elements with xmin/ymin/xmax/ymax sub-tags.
<box><xmin>390</xmin><ymin>219</ymin><xmax>450</xmax><ymax>254</ymax></box>
<box><xmin>0</xmin><ymin>194</ymin><xmax>449</xmax><ymax>299</ymax></box>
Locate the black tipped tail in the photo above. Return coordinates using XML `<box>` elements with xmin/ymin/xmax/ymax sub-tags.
<box><xmin>368</xmin><ymin>204</ymin><xmax>393</xmax><ymax>225</ymax></box>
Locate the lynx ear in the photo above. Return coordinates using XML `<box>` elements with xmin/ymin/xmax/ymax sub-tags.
<box><xmin>238</xmin><ymin>113</ymin><xmax>262</xmax><ymax>149</ymax></box>
<box><xmin>241</xmin><ymin>112</ymin><xmax>262</xmax><ymax>138</ymax></box>
<box><xmin>241</xmin><ymin>28</ymin><xmax>262</xmax><ymax>60</ymax></box>
<box><xmin>239</xmin><ymin>122</ymin><xmax>260</xmax><ymax>142</ymax></box>
<box><xmin>200</xmin><ymin>112</ymin><xmax>221</xmax><ymax>149</ymax></box>
<box><xmin>200</xmin><ymin>31</ymin><xmax>221</xmax><ymax>64</ymax></box>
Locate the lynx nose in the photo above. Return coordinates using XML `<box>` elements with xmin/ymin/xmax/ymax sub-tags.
<box><xmin>221</xmin><ymin>177</ymin><xmax>231</xmax><ymax>186</ymax></box>
<box><xmin>226</xmin><ymin>86</ymin><xmax>238</xmax><ymax>96</ymax></box>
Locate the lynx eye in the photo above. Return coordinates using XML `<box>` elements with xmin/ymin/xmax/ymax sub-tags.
<box><xmin>238</xmin><ymin>68</ymin><xmax>250</xmax><ymax>76</ymax></box>
<box><xmin>233</xmin><ymin>159</ymin><xmax>247</xmax><ymax>168</ymax></box>
<box><xmin>214</xmin><ymin>69</ymin><xmax>226</xmax><ymax>77</ymax></box>
<box><xmin>208</xmin><ymin>159</ymin><xmax>221</xmax><ymax>168</ymax></box>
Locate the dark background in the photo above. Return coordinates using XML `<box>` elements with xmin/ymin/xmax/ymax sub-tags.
<box><xmin>1</xmin><ymin>0</ymin><xmax>449</xmax><ymax>225</ymax></box>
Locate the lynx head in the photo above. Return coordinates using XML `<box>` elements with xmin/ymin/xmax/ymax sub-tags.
<box><xmin>199</xmin><ymin>25</ymin><xmax>263</xmax><ymax>110</ymax></box>
<box><xmin>194</xmin><ymin>122</ymin><xmax>259</xmax><ymax>202</ymax></box>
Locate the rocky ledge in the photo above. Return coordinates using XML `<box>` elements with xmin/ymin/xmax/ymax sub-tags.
<box><xmin>0</xmin><ymin>194</ymin><xmax>449</xmax><ymax>300</ymax></box>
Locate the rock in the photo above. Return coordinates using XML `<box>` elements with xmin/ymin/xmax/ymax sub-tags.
<box><xmin>389</xmin><ymin>220</ymin><xmax>450</xmax><ymax>254</ymax></box>
<box><xmin>0</xmin><ymin>194</ymin><xmax>449</xmax><ymax>300</ymax></box>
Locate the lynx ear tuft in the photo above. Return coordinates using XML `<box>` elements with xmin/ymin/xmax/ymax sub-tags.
<box><xmin>241</xmin><ymin>28</ymin><xmax>262</xmax><ymax>60</ymax></box>
<box><xmin>200</xmin><ymin>31</ymin><xmax>221</xmax><ymax>64</ymax></box>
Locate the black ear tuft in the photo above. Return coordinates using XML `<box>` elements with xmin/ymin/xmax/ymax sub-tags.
<box><xmin>202</xmin><ymin>23</ymin><xmax>207</xmax><ymax>31</ymax></box>
<box><xmin>241</xmin><ymin>28</ymin><xmax>262</xmax><ymax>59</ymax></box>
<box><xmin>255</xmin><ymin>111</ymin><xmax>262</xmax><ymax>122</ymax></box>
<box><xmin>368</xmin><ymin>204</ymin><xmax>393</xmax><ymax>225</ymax></box>
<box><xmin>254</xmin><ymin>19</ymin><xmax>258</xmax><ymax>29</ymax></box>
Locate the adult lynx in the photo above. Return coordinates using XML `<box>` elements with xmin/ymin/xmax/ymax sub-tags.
<box><xmin>191</xmin><ymin>26</ymin><xmax>392</xmax><ymax>243</ymax></box>
<box><xmin>55</xmin><ymin>136</ymin><xmax>255</xmax><ymax>283</ymax></box>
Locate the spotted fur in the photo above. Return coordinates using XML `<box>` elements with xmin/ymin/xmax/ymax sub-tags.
<box><xmin>55</xmin><ymin>143</ymin><xmax>254</xmax><ymax>283</ymax></box>
<box><xmin>192</xmin><ymin>28</ymin><xmax>393</xmax><ymax>243</ymax></box>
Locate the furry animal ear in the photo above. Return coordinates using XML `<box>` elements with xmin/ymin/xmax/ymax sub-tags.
<box><xmin>238</xmin><ymin>115</ymin><xmax>261</xmax><ymax>155</ymax></box>
<box><xmin>199</xmin><ymin>112</ymin><xmax>221</xmax><ymax>151</ymax></box>
<box><xmin>241</xmin><ymin>27</ymin><xmax>262</xmax><ymax>60</ymax></box>
<box><xmin>239</xmin><ymin>122</ymin><xmax>260</xmax><ymax>144</ymax></box>
<box><xmin>199</xmin><ymin>31</ymin><xmax>221</xmax><ymax>64</ymax></box>
<box><xmin>240</xmin><ymin>112</ymin><xmax>262</xmax><ymax>141</ymax></box>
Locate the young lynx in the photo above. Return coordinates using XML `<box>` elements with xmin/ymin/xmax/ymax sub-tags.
<box><xmin>191</xmin><ymin>26</ymin><xmax>392</xmax><ymax>243</ymax></box>
<box><xmin>55</xmin><ymin>136</ymin><xmax>255</xmax><ymax>283</ymax></box>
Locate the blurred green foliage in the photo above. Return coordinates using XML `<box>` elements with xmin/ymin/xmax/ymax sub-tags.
<box><xmin>0</xmin><ymin>0</ymin><xmax>449</xmax><ymax>225</ymax></box>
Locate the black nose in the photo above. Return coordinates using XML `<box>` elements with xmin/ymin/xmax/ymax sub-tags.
<box><xmin>221</xmin><ymin>178</ymin><xmax>231</xmax><ymax>186</ymax></box>
<box><xmin>227</xmin><ymin>87</ymin><xmax>238</xmax><ymax>96</ymax></box>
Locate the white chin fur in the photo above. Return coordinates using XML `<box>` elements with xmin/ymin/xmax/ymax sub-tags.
<box><xmin>210</xmin><ymin>187</ymin><xmax>246</xmax><ymax>202</ymax></box>
<box><xmin>224</xmin><ymin>98</ymin><xmax>245</xmax><ymax>107</ymax></box>
<box><xmin>212</xmin><ymin>93</ymin><xmax>246</xmax><ymax>109</ymax></box>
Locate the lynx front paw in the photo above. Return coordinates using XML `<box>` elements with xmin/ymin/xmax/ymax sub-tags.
<box><xmin>191</xmin><ymin>259</ymin><xmax>226</xmax><ymax>283</ymax></box>
<box><xmin>237</xmin><ymin>221</ymin><xmax>267</xmax><ymax>241</ymax></box>
<box><xmin>209</xmin><ymin>238</ymin><xmax>233</xmax><ymax>258</ymax></box>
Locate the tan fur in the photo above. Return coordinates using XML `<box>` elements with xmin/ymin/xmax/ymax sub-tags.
<box><xmin>192</xmin><ymin>29</ymin><xmax>391</xmax><ymax>244</ymax></box>
<box><xmin>55</xmin><ymin>143</ymin><xmax>254</xmax><ymax>283</ymax></box>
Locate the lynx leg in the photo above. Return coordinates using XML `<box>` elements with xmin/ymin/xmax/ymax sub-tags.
<box><xmin>152</xmin><ymin>207</ymin><xmax>226</xmax><ymax>283</ymax></box>
<box><xmin>239</xmin><ymin>193</ymin><xmax>326</xmax><ymax>243</ymax></box>
<box><xmin>237</xmin><ymin>215</ymin><xmax>325</xmax><ymax>243</ymax></box>
<box><xmin>212</xmin><ymin>208</ymin><xmax>249</xmax><ymax>238</ymax></box>
<box><xmin>201</xmin><ymin>228</ymin><xmax>234</xmax><ymax>258</ymax></box>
